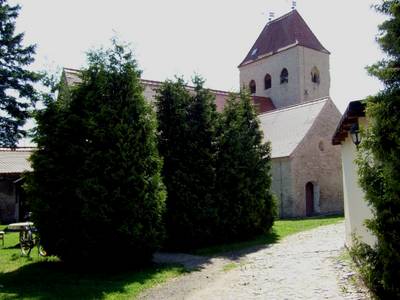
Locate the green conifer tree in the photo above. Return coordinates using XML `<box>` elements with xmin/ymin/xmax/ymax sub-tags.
<box><xmin>156</xmin><ymin>78</ymin><xmax>192</xmax><ymax>248</ymax></box>
<box><xmin>26</xmin><ymin>41</ymin><xmax>166</xmax><ymax>267</ymax></box>
<box><xmin>184</xmin><ymin>76</ymin><xmax>218</xmax><ymax>247</ymax></box>
<box><xmin>355</xmin><ymin>0</ymin><xmax>400</xmax><ymax>297</ymax></box>
<box><xmin>0</xmin><ymin>0</ymin><xmax>40</xmax><ymax>147</ymax></box>
<box><xmin>156</xmin><ymin>76</ymin><xmax>218</xmax><ymax>249</ymax></box>
<box><xmin>215</xmin><ymin>90</ymin><xmax>275</xmax><ymax>241</ymax></box>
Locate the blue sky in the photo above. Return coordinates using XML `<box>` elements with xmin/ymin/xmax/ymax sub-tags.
<box><xmin>13</xmin><ymin>0</ymin><xmax>386</xmax><ymax>113</ymax></box>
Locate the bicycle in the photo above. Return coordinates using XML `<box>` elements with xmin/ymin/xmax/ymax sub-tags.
<box><xmin>19</xmin><ymin>224</ymin><xmax>47</xmax><ymax>257</ymax></box>
<box><xmin>5</xmin><ymin>222</ymin><xmax>47</xmax><ymax>257</ymax></box>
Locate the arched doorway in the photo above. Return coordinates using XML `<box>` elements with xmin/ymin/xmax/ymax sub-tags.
<box><xmin>305</xmin><ymin>182</ymin><xmax>314</xmax><ymax>216</ymax></box>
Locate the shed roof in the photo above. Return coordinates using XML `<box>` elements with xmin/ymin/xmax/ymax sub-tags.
<box><xmin>0</xmin><ymin>149</ymin><xmax>33</xmax><ymax>175</ymax></box>
<box><xmin>332</xmin><ymin>100</ymin><xmax>366</xmax><ymax>145</ymax></box>
<box><xmin>239</xmin><ymin>10</ymin><xmax>329</xmax><ymax>67</ymax></box>
<box><xmin>259</xmin><ymin>98</ymin><xmax>328</xmax><ymax>158</ymax></box>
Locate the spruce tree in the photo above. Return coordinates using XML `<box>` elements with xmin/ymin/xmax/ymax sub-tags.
<box><xmin>156</xmin><ymin>76</ymin><xmax>218</xmax><ymax>249</ymax></box>
<box><xmin>26</xmin><ymin>41</ymin><xmax>166</xmax><ymax>267</ymax></box>
<box><xmin>355</xmin><ymin>0</ymin><xmax>400</xmax><ymax>297</ymax></box>
<box><xmin>215</xmin><ymin>90</ymin><xmax>275</xmax><ymax>241</ymax></box>
<box><xmin>0</xmin><ymin>0</ymin><xmax>40</xmax><ymax>147</ymax></box>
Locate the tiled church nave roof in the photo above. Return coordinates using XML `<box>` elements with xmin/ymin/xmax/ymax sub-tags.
<box><xmin>259</xmin><ymin>98</ymin><xmax>329</xmax><ymax>158</ymax></box>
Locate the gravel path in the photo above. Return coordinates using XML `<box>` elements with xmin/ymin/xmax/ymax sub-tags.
<box><xmin>140</xmin><ymin>222</ymin><xmax>369</xmax><ymax>300</ymax></box>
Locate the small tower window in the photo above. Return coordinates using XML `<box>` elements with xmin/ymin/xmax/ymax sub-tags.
<box><xmin>249</xmin><ymin>80</ymin><xmax>256</xmax><ymax>94</ymax></box>
<box><xmin>311</xmin><ymin>67</ymin><xmax>320</xmax><ymax>84</ymax></box>
<box><xmin>264</xmin><ymin>73</ymin><xmax>272</xmax><ymax>90</ymax></box>
<box><xmin>280</xmin><ymin>68</ymin><xmax>288</xmax><ymax>84</ymax></box>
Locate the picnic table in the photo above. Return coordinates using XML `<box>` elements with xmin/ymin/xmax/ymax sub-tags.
<box><xmin>5</xmin><ymin>222</ymin><xmax>34</xmax><ymax>233</ymax></box>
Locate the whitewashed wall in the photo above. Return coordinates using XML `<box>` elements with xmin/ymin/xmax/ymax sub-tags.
<box><xmin>341</xmin><ymin>117</ymin><xmax>376</xmax><ymax>247</ymax></box>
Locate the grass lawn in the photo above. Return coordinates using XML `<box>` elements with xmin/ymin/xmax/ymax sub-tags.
<box><xmin>0</xmin><ymin>215</ymin><xmax>343</xmax><ymax>299</ymax></box>
<box><xmin>194</xmin><ymin>215</ymin><xmax>344</xmax><ymax>256</ymax></box>
<box><xmin>0</xmin><ymin>225</ymin><xmax>185</xmax><ymax>300</ymax></box>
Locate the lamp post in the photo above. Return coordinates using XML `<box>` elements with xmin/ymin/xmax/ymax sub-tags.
<box><xmin>350</xmin><ymin>123</ymin><xmax>361</xmax><ymax>147</ymax></box>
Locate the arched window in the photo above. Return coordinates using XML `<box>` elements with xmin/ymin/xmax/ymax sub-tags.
<box><xmin>264</xmin><ymin>73</ymin><xmax>272</xmax><ymax>90</ymax></box>
<box><xmin>249</xmin><ymin>80</ymin><xmax>256</xmax><ymax>94</ymax></box>
<box><xmin>280</xmin><ymin>68</ymin><xmax>288</xmax><ymax>84</ymax></box>
<box><xmin>311</xmin><ymin>66</ymin><xmax>320</xmax><ymax>84</ymax></box>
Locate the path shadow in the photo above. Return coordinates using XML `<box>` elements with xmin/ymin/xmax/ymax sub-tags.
<box><xmin>0</xmin><ymin>260</ymin><xmax>184</xmax><ymax>300</ymax></box>
<box><xmin>194</xmin><ymin>230</ymin><xmax>280</xmax><ymax>258</ymax></box>
<box><xmin>153</xmin><ymin>230</ymin><xmax>280</xmax><ymax>272</ymax></box>
<box><xmin>215</xmin><ymin>231</ymin><xmax>280</xmax><ymax>261</ymax></box>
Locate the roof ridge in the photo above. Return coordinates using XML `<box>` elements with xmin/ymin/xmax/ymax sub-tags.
<box><xmin>63</xmin><ymin>67</ymin><xmax>80</xmax><ymax>73</ymax></box>
<box><xmin>63</xmin><ymin>68</ymin><xmax>232</xmax><ymax>95</ymax></box>
<box><xmin>258</xmin><ymin>97</ymin><xmax>329</xmax><ymax>117</ymax></box>
<box><xmin>0</xmin><ymin>147</ymin><xmax>36</xmax><ymax>152</ymax></box>
<box><xmin>268</xmin><ymin>9</ymin><xmax>297</xmax><ymax>25</ymax></box>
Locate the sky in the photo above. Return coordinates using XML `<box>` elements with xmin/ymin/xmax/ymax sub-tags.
<box><xmin>12</xmin><ymin>0</ymin><xmax>386</xmax><ymax>114</ymax></box>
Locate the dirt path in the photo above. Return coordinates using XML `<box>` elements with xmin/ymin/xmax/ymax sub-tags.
<box><xmin>140</xmin><ymin>222</ymin><xmax>369</xmax><ymax>299</ymax></box>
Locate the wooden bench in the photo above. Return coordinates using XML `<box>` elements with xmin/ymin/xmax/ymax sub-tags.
<box><xmin>0</xmin><ymin>231</ymin><xmax>4</xmax><ymax>246</ymax></box>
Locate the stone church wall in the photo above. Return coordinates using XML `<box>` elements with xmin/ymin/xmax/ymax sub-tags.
<box><xmin>271</xmin><ymin>157</ymin><xmax>294</xmax><ymax>218</ymax></box>
<box><xmin>239</xmin><ymin>47</ymin><xmax>301</xmax><ymax>109</ymax></box>
<box><xmin>298</xmin><ymin>47</ymin><xmax>330</xmax><ymax>103</ymax></box>
<box><xmin>290</xmin><ymin>100</ymin><xmax>343</xmax><ymax>216</ymax></box>
<box><xmin>239</xmin><ymin>46</ymin><xmax>330</xmax><ymax>110</ymax></box>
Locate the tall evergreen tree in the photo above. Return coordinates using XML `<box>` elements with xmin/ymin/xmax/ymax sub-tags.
<box><xmin>156</xmin><ymin>78</ymin><xmax>192</xmax><ymax>248</ymax></box>
<box><xmin>355</xmin><ymin>0</ymin><xmax>400</xmax><ymax>297</ymax></box>
<box><xmin>26</xmin><ymin>41</ymin><xmax>166</xmax><ymax>267</ymax></box>
<box><xmin>156</xmin><ymin>76</ymin><xmax>218</xmax><ymax>249</ymax></box>
<box><xmin>0</xmin><ymin>0</ymin><xmax>40</xmax><ymax>147</ymax></box>
<box><xmin>215</xmin><ymin>90</ymin><xmax>275</xmax><ymax>241</ymax></box>
<box><xmin>184</xmin><ymin>76</ymin><xmax>218</xmax><ymax>247</ymax></box>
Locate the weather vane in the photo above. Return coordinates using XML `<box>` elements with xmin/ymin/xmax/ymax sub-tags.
<box><xmin>292</xmin><ymin>1</ymin><xmax>297</xmax><ymax>10</ymax></box>
<box><xmin>268</xmin><ymin>12</ymin><xmax>275</xmax><ymax>22</ymax></box>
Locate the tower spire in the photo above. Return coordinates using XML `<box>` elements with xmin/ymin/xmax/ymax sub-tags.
<box><xmin>292</xmin><ymin>1</ymin><xmax>297</xmax><ymax>10</ymax></box>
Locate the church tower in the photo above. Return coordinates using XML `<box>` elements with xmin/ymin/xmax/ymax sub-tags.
<box><xmin>239</xmin><ymin>10</ymin><xmax>330</xmax><ymax>109</ymax></box>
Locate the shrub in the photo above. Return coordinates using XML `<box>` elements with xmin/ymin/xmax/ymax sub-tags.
<box><xmin>26</xmin><ymin>40</ymin><xmax>166</xmax><ymax>268</ymax></box>
<box><xmin>355</xmin><ymin>1</ymin><xmax>400</xmax><ymax>297</ymax></box>
<box><xmin>349</xmin><ymin>236</ymin><xmax>383</xmax><ymax>296</ymax></box>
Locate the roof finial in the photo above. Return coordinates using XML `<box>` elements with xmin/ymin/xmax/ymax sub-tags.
<box><xmin>291</xmin><ymin>1</ymin><xmax>297</xmax><ymax>10</ymax></box>
<box><xmin>268</xmin><ymin>12</ymin><xmax>275</xmax><ymax>22</ymax></box>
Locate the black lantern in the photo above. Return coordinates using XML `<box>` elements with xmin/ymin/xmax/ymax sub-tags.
<box><xmin>350</xmin><ymin>123</ymin><xmax>361</xmax><ymax>147</ymax></box>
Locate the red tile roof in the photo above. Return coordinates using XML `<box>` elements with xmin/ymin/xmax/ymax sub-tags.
<box><xmin>63</xmin><ymin>68</ymin><xmax>231</xmax><ymax>112</ymax></box>
<box><xmin>239</xmin><ymin>10</ymin><xmax>329</xmax><ymax>67</ymax></box>
<box><xmin>252</xmin><ymin>96</ymin><xmax>276</xmax><ymax>114</ymax></box>
<box><xmin>62</xmin><ymin>69</ymin><xmax>274</xmax><ymax>114</ymax></box>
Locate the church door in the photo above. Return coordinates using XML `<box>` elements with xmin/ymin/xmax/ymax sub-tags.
<box><xmin>306</xmin><ymin>182</ymin><xmax>314</xmax><ymax>216</ymax></box>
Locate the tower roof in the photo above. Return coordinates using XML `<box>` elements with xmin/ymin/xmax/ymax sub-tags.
<box><xmin>239</xmin><ymin>10</ymin><xmax>330</xmax><ymax>67</ymax></box>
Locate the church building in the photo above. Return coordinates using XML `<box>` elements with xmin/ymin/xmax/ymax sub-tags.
<box><xmin>61</xmin><ymin>9</ymin><xmax>343</xmax><ymax>218</ymax></box>
<box><xmin>239</xmin><ymin>10</ymin><xmax>343</xmax><ymax>217</ymax></box>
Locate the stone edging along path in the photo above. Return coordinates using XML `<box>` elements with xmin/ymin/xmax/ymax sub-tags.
<box><xmin>139</xmin><ymin>222</ymin><xmax>369</xmax><ymax>300</ymax></box>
